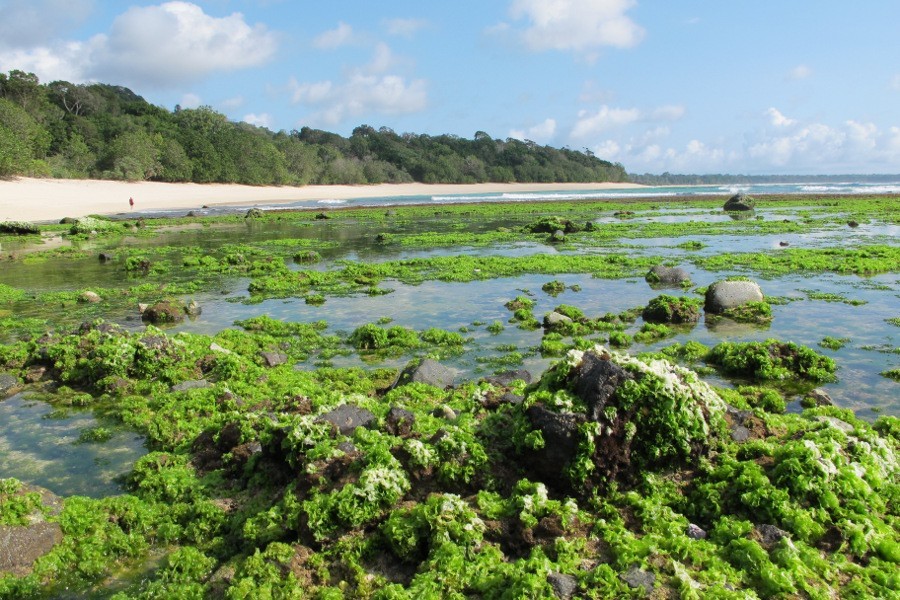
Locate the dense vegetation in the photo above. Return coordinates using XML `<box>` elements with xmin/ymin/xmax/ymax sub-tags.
<box><xmin>0</xmin><ymin>69</ymin><xmax>627</xmax><ymax>185</ymax></box>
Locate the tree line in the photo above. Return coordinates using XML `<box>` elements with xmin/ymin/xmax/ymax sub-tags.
<box><xmin>0</xmin><ymin>69</ymin><xmax>628</xmax><ymax>185</ymax></box>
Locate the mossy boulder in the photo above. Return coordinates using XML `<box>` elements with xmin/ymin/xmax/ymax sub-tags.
<box><xmin>521</xmin><ymin>346</ymin><xmax>727</xmax><ymax>491</ymax></box>
<box><xmin>642</xmin><ymin>294</ymin><xmax>702</xmax><ymax>324</ymax></box>
<box><xmin>723</xmin><ymin>193</ymin><xmax>756</xmax><ymax>211</ymax></box>
<box><xmin>526</xmin><ymin>216</ymin><xmax>583</xmax><ymax>234</ymax></box>
<box><xmin>141</xmin><ymin>300</ymin><xmax>187</xmax><ymax>324</ymax></box>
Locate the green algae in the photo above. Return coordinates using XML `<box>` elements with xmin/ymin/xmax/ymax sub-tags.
<box><xmin>706</xmin><ymin>339</ymin><xmax>837</xmax><ymax>384</ymax></box>
<box><xmin>695</xmin><ymin>245</ymin><xmax>900</xmax><ymax>277</ymax></box>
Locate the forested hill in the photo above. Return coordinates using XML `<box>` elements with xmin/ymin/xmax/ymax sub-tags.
<box><xmin>0</xmin><ymin>69</ymin><xmax>627</xmax><ymax>185</ymax></box>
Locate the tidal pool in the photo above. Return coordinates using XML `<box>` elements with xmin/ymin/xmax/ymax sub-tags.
<box><xmin>0</xmin><ymin>393</ymin><xmax>146</xmax><ymax>497</ymax></box>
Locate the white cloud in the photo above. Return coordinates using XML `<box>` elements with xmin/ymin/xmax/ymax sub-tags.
<box><xmin>0</xmin><ymin>0</ymin><xmax>94</xmax><ymax>50</ymax></box>
<box><xmin>788</xmin><ymin>64</ymin><xmax>812</xmax><ymax>80</ymax></box>
<box><xmin>570</xmin><ymin>103</ymin><xmax>683</xmax><ymax>140</ymax></box>
<box><xmin>766</xmin><ymin>107</ymin><xmax>796</xmax><ymax>127</ymax></box>
<box><xmin>180</xmin><ymin>93</ymin><xmax>201</xmax><ymax>109</ymax></box>
<box><xmin>313</xmin><ymin>22</ymin><xmax>354</xmax><ymax>50</ymax></box>
<box><xmin>289</xmin><ymin>42</ymin><xmax>426</xmax><ymax>126</ymax></box>
<box><xmin>0</xmin><ymin>2</ymin><xmax>276</xmax><ymax>88</ymax></box>
<box><xmin>220</xmin><ymin>96</ymin><xmax>245</xmax><ymax>110</ymax></box>
<box><xmin>592</xmin><ymin>139</ymin><xmax>621</xmax><ymax>160</ymax></box>
<box><xmin>509</xmin><ymin>118</ymin><xmax>557</xmax><ymax>142</ymax></box>
<box><xmin>383</xmin><ymin>18</ymin><xmax>428</xmax><ymax>37</ymax></box>
<box><xmin>650</xmin><ymin>105</ymin><xmax>686</xmax><ymax>121</ymax></box>
<box><xmin>570</xmin><ymin>105</ymin><xmax>640</xmax><ymax>138</ymax></box>
<box><xmin>243</xmin><ymin>113</ymin><xmax>273</xmax><ymax>128</ymax></box>
<box><xmin>506</xmin><ymin>0</ymin><xmax>644</xmax><ymax>54</ymax></box>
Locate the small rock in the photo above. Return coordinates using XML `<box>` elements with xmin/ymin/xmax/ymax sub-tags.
<box><xmin>754</xmin><ymin>524</ymin><xmax>789</xmax><ymax>549</ymax></box>
<box><xmin>0</xmin><ymin>373</ymin><xmax>20</xmax><ymax>397</ymax></box>
<box><xmin>687</xmin><ymin>524</ymin><xmax>707</xmax><ymax>539</ymax></box>
<box><xmin>549</xmin><ymin>229</ymin><xmax>566</xmax><ymax>243</ymax></box>
<box><xmin>245</xmin><ymin>208</ymin><xmax>264</xmax><ymax>218</ymax></box>
<box><xmin>79</xmin><ymin>290</ymin><xmax>102</xmax><ymax>303</ymax></box>
<box><xmin>186</xmin><ymin>300</ymin><xmax>202</xmax><ymax>317</ymax></box>
<box><xmin>646</xmin><ymin>265</ymin><xmax>691</xmax><ymax>286</ymax></box>
<box><xmin>805</xmin><ymin>388</ymin><xmax>833</xmax><ymax>407</ymax></box>
<box><xmin>392</xmin><ymin>359</ymin><xmax>455</xmax><ymax>390</ymax></box>
<box><xmin>315</xmin><ymin>212</ymin><xmax>330</xmax><ymax>220</ymax></box>
<box><xmin>847</xmin><ymin>220</ymin><xmax>859</xmax><ymax>228</ymax></box>
<box><xmin>499</xmin><ymin>392</ymin><xmax>525</xmax><ymax>405</ymax></box>
<box><xmin>620</xmin><ymin>566</ymin><xmax>655</xmax><ymax>594</ymax></box>
<box><xmin>432</xmin><ymin>405</ymin><xmax>457</xmax><ymax>420</ymax></box>
<box><xmin>730</xmin><ymin>425</ymin><xmax>751</xmax><ymax>443</ymax></box>
<box><xmin>98</xmin><ymin>252</ymin><xmax>114</xmax><ymax>262</ymax></box>
<box><xmin>779</xmin><ymin>241</ymin><xmax>790</xmax><ymax>247</ymax></box>
<box><xmin>24</xmin><ymin>366</ymin><xmax>46</xmax><ymax>384</ymax></box>
<box><xmin>384</xmin><ymin>407</ymin><xmax>416</xmax><ymax>437</ymax></box>
<box><xmin>317</xmin><ymin>405</ymin><xmax>377</xmax><ymax>436</ymax></box>
<box><xmin>209</xmin><ymin>343</ymin><xmax>232</xmax><ymax>354</ymax></box>
<box><xmin>543</xmin><ymin>311</ymin><xmax>573</xmax><ymax>329</ymax></box>
<box><xmin>259</xmin><ymin>351</ymin><xmax>288</xmax><ymax>367</ymax></box>
<box><xmin>483</xmin><ymin>370</ymin><xmax>532</xmax><ymax>386</ymax></box>
<box><xmin>138</xmin><ymin>303</ymin><xmax>149</xmax><ymax>314</ymax></box>
<box><xmin>547</xmin><ymin>572</ymin><xmax>578</xmax><ymax>599</ymax></box>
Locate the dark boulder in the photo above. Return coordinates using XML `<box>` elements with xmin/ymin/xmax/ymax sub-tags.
<box><xmin>523</xmin><ymin>405</ymin><xmax>584</xmax><ymax>489</ymax></box>
<box><xmin>245</xmin><ymin>208</ymin><xmax>264</xmax><ymax>218</ymax></box>
<box><xmin>142</xmin><ymin>300</ymin><xmax>186</xmax><ymax>324</ymax></box>
<box><xmin>723</xmin><ymin>193</ymin><xmax>755</xmax><ymax>211</ymax></box>
<box><xmin>620</xmin><ymin>566</ymin><xmax>655</xmax><ymax>594</ymax></box>
<box><xmin>547</xmin><ymin>572</ymin><xmax>578</xmax><ymax>599</ymax></box>
<box><xmin>483</xmin><ymin>369</ymin><xmax>532</xmax><ymax>387</ymax></box>
<box><xmin>260</xmin><ymin>351</ymin><xmax>288</xmax><ymax>367</ymax></box>
<box><xmin>391</xmin><ymin>359</ymin><xmax>455</xmax><ymax>390</ymax></box>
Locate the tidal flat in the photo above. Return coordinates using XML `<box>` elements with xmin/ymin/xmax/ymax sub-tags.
<box><xmin>0</xmin><ymin>194</ymin><xmax>898</xmax><ymax>598</ymax></box>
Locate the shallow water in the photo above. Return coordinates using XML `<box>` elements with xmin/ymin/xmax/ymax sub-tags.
<box><xmin>0</xmin><ymin>393</ymin><xmax>146</xmax><ymax>497</ymax></box>
<box><xmin>1</xmin><ymin>198</ymin><xmax>898</xmax><ymax>498</ymax></box>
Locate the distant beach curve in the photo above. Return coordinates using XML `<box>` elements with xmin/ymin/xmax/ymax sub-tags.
<box><xmin>0</xmin><ymin>178</ymin><xmax>646</xmax><ymax>223</ymax></box>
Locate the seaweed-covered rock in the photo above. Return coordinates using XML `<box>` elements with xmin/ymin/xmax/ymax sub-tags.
<box><xmin>645</xmin><ymin>265</ymin><xmax>691</xmax><ymax>286</ymax></box>
<box><xmin>317</xmin><ymin>404</ymin><xmax>377</xmax><ymax>436</ymax></box>
<box><xmin>526</xmin><ymin>216</ymin><xmax>582</xmax><ymax>234</ymax></box>
<box><xmin>704</xmin><ymin>280</ymin><xmax>764</xmax><ymax>313</ymax></box>
<box><xmin>245</xmin><ymin>208</ymin><xmax>264</xmax><ymax>218</ymax></box>
<box><xmin>0</xmin><ymin>482</ymin><xmax>63</xmax><ymax>577</ymax></box>
<box><xmin>642</xmin><ymin>294</ymin><xmax>702</xmax><ymax>324</ymax></box>
<box><xmin>0</xmin><ymin>221</ymin><xmax>39</xmax><ymax>235</ymax></box>
<box><xmin>522</xmin><ymin>347</ymin><xmax>726</xmax><ymax>490</ymax></box>
<box><xmin>723</xmin><ymin>193</ymin><xmax>755</xmax><ymax>211</ymax></box>
<box><xmin>384</xmin><ymin>407</ymin><xmax>416</xmax><ymax>437</ymax></box>
<box><xmin>543</xmin><ymin>311</ymin><xmax>572</xmax><ymax>329</ymax></box>
<box><xmin>78</xmin><ymin>290</ymin><xmax>102</xmax><ymax>303</ymax></box>
<box><xmin>142</xmin><ymin>300</ymin><xmax>186</xmax><ymax>324</ymax></box>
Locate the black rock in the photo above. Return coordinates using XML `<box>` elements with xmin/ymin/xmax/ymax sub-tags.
<box><xmin>723</xmin><ymin>193</ymin><xmax>756</xmax><ymax>211</ymax></box>
<box><xmin>384</xmin><ymin>407</ymin><xmax>416</xmax><ymax>437</ymax></box>
<box><xmin>483</xmin><ymin>369</ymin><xmax>532</xmax><ymax>387</ymax></box>
<box><xmin>547</xmin><ymin>572</ymin><xmax>578</xmax><ymax>599</ymax></box>
<box><xmin>569</xmin><ymin>351</ymin><xmax>633</xmax><ymax>422</ymax></box>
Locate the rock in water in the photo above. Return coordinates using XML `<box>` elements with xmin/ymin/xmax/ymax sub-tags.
<box><xmin>645</xmin><ymin>265</ymin><xmax>691</xmax><ymax>286</ymax></box>
<box><xmin>391</xmin><ymin>358</ymin><xmax>455</xmax><ymax>390</ymax></box>
<box><xmin>723</xmin><ymin>193</ymin><xmax>756</xmax><ymax>211</ymax></box>
<box><xmin>704</xmin><ymin>280</ymin><xmax>764</xmax><ymax>313</ymax></box>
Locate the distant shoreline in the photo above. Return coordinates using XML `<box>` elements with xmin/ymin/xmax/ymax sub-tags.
<box><xmin>0</xmin><ymin>178</ymin><xmax>645</xmax><ymax>223</ymax></box>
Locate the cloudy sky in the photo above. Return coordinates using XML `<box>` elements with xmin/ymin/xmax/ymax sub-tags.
<box><xmin>2</xmin><ymin>0</ymin><xmax>899</xmax><ymax>175</ymax></box>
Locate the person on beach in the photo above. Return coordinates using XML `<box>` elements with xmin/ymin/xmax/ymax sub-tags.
<box><xmin>129</xmin><ymin>197</ymin><xmax>134</xmax><ymax>209</ymax></box>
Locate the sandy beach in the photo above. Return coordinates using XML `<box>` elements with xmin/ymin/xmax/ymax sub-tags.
<box><xmin>0</xmin><ymin>178</ymin><xmax>644</xmax><ymax>223</ymax></box>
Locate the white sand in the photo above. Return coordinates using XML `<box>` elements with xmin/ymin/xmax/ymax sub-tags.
<box><xmin>0</xmin><ymin>177</ymin><xmax>645</xmax><ymax>223</ymax></box>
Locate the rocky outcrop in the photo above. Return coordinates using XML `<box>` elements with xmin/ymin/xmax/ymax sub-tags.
<box><xmin>723</xmin><ymin>193</ymin><xmax>755</xmax><ymax>211</ymax></box>
<box><xmin>520</xmin><ymin>347</ymin><xmax>726</xmax><ymax>491</ymax></box>
<box><xmin>704</xmin><ymin>280</ymin><xmax>764</xmax><ymax>313</ymax></box>
<box><xmin>142</xmin><ymin>300</ymin><xmax>187</xmax><ymax>324</ymax></box>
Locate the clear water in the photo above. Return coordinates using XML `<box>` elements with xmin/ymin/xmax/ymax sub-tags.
<box><xmin>1</xmin><ymin>195</ymin><xmax>898</xmax><ymax>497</ymax></box>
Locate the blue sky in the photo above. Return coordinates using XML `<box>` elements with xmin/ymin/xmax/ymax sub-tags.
<box><xmin>2</xmin><ymin>0</ymin><xmax>899</xmax><ymax>175</ymax></box>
